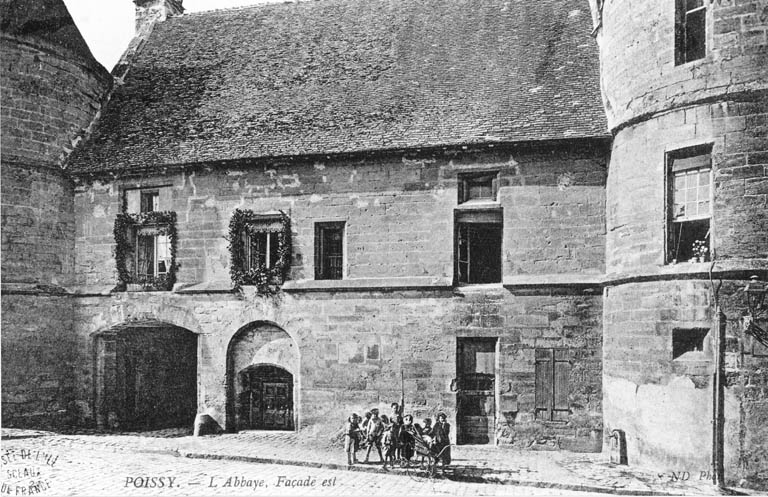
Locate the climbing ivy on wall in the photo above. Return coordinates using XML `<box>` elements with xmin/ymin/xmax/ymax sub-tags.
<box><xmin>113</xmin><ymin>211</ymin><xmax>178</xmax><ymax>291</ymax></box>
<box><xmin>228</xmin><ymin>209</ymin><xmax>291</xmax><ymax>294</ymax></box>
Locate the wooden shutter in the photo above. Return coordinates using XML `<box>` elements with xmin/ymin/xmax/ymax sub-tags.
<box><xmin>491</xmin><ymin>175</ymin><xmax>499</xmax><ymax>201</ymax></box>
<box><xmin>553</xmin><ymin>354</ymin><xmax>571</xmax><ymax>411</ymax></box>
<box><xmin>535</xmin><ymin>349</ymin><xmax>553</xmax><ymax>413</ymax></box>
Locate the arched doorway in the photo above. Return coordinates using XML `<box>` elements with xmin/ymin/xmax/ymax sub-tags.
<box><xmin>226</xmin><ymin>322</ymin><xmax>298</xmax><ymax>432</ymax></box>
<box><xmin>93</xmin><ymin>321</ymin><xmax>197</xmax><ymax>431</ymax></box>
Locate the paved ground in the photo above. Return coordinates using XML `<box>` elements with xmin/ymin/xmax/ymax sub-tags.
<box><xmin>0</xmin><ymin>429</ymin><xmax>741</xmax><ymax>496</ymax></box>
<box><xmin>0</xmin><ymin>435</ymin><xmax>589</xmax><ymax>497</ymax></box>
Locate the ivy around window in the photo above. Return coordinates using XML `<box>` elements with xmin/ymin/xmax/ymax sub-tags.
<box><xmin>113</xmin><ymin>211</ymin><xmax>178</xmax><ymax>291</ymax></box>
<box><xmin>228</xmin><ymin>209</ymin><xmax>291</xmax><ymax>293</ymax></box>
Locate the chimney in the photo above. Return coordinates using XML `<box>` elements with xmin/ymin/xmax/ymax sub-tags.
<box><xmin>133</xmin><ymin>0</ymin><xmax>184</xmax><ymax>33</ymax></box>
<box><xmin>113</xmin><ymin>0</ymin><xmax>183</xmax><ymax>79</ymax></box>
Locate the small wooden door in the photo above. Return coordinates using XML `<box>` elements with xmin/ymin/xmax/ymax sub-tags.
<box><xmin>457</xmin><ymin>338</ymin><xmax>497</xmax><ymax>444</ymax></box>
<box><xmin>238</xmin><ymin>366</ymin><xmax>294</xmax><ymax>430</ymax></box>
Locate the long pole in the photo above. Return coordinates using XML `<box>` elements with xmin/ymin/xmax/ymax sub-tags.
<box><xmin>400</xmin><ymin>370</ymin><xmax>405</xmax><ymax>416</ymax></box>
<box><xmin>712</xmin><ymin>306</ymin><xmax>725</xmax><ymax>487</ymax></box>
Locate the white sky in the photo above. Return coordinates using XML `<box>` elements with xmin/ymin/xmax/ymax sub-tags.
<box><xmin>62</xmin><ymin>0</ymin><xmax>280</xmax><ymax>70</ymax></box>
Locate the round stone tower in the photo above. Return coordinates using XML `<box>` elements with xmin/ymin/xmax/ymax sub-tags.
<box><xmin>1</xmin><ymin>0</ymin><xmax>111</xmax><ymax>427</ymax></box>
<box><xmin>589</xmin><ymin>0</ymin><xmax>768</xmax><ymax>488</ymax></box>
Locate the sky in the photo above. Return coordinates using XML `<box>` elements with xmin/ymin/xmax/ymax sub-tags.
<box><xmin>62</xmin><ymin>0</ymin><xmax>281</xmax><ymax>70</ymax></box>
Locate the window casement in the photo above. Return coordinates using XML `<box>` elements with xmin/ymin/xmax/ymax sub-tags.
<box><xmin>114</xmin><ymin>188</ymin><xmax>177</xmax><ymax>292</ymax></box>
<box><xmin>455</xmin><ymin>209</ymin><xmax>502</xmax><ymax>285</ymax></box>
<box><xmin>667</xmin><ymin>147</ymin><xmax>712</xmax><ymax>264</ymax></box>
<box><xmin>675</xmin><ymin>0</ymin><xmax>706</xmax><ymax>65</ymax></box>
<box><xmin>458</xmin><ymin>172</ymin><xmax>499</xmax><ymax>204</ymax></box>
<box><xmin>228</xmin><ymin>209</ymin><xmax>291</xmax><ymax>289</ymax></box>
<box><xmin>535</xmin><ymin>348</ymin><xmax>571</xmax><ymax>422</ymax></box>
<box><xmin>315</xmin><ymin>221</ymin><xmax>345</xmax><ymax>280</ymax></box>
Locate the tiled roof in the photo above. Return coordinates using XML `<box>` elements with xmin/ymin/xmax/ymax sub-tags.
<box><xmin>1</xmin><ymin>0</ymin><xmax>101</xmax><ymax>68</ymax></box>
<box><xmin>68</xmin><ymin>0</ymin><xmax>608</xmax><ymax>174</ymax></box>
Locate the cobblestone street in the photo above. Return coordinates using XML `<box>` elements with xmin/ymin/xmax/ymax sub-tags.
<box><xmin>2</xmin><ymin>435</ymin><xmax>589</xmax><ymax>497</ymax></box>
<box><xmin>0</xmin><ymin>430</ymin><xmax>732</xmax><ymax>496</ymax></box>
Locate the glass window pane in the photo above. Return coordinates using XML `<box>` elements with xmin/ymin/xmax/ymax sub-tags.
<box><xmin>698</xmin><ymin>184</ymin><xmax>710</xmax><ymax>199</ymax></box>
<box><xmin>698</xmin><ymin>170</ymin><xmax>710</xmax><ymax>185</ymax></box>
<box><xmin>686</xmin><ymin>172</ymin><xmax>699</xmax><ymax>188</ymax></box>
<box><xmin>699</xmin><ymin>201</ymin><xmax>710</xmax><ymax>214</ymax></box>
<box><xmin>685</xmin><ymin>9</ymin><xmax>706</xmax><ymax>61</ymax></box>
<box><xmin>674</xmin><ymin>174</ymin><xmax>686</xmax><ymax>191</ymax></box>
<box><xmin>686</xmin><ymin>202</ymin><xmax>697</xmax><ymax>216</ymax></box>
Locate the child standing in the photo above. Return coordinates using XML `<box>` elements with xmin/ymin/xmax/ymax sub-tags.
<box><xmin>344</xmin><ymin>413</ymin><xmax>361</xmax><ymax>466</ymax></box>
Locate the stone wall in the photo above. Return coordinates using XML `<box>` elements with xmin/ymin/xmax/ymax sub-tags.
<box><xmin>67</xmin><ymin>141</ymin><xmax>607</xmax><ymax>448</ymax></box>
<box><xmin>590</xmin><ymin>0</ymin><xmax>768</xmax><ymax>488</ymax></box>
<box><xmin>0</xmin><ymin>33</ymin><xmax>110</xmax><ymax>428</ymax></box>
<box><xmin>1</xmin><ymin>295</ymin><xmax>76</xmax><ymax>428</ymax></box>
<box><xmin>1</xmin><ymin>164</ymin><xmax>75</xmax><ymax>286</ymax></box>
<box><xmin>68</xmin><ymin>286</ymin><xmax>603</xmax><ymax>448</ymax></box>
<box><xmin>595</xmin><ymin>0</ymin><xmax>768</xmax><ymax>131</ymax></box>
<box><xmin>0</xmin><ymin>37</ymin><xmax>110</xmax><ymax>168</ymax></box>
<box><xmin>73</xmin><ymin>142</ymin><xmax>607</xmax><ymax>288</ymax></box>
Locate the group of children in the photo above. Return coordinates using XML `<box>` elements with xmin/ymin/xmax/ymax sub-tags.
<box><xmin>343</xmin><ymin>402</ymin><xmax>451</xmax><ymax>469</ymax></box>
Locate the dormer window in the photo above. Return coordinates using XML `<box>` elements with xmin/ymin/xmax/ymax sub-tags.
<box><xmin>458</xmin><ymin>172</ymin><xmax>499</xmax><ymax>204</ymax></box>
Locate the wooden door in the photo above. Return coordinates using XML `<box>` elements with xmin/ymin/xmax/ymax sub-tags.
<box><xmin>457</xmin><ymin>338</ymin><xmax>497</xmax><ymax>444</ymax></box>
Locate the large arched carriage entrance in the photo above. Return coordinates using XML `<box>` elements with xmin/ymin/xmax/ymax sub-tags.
<box><xmin>93</xmin><ymin>321</ymin><xmax>197</xmax><ymax>431</ymax></box>
<box><xmin>226</xmin><ymin>322</ymin><xmax>299</xmax><ymax>432</ymax></box>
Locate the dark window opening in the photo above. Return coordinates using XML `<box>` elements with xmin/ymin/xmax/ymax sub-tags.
<box><xmin>315</xmin><ymin>222</ymin><xmax>344</xmax><ymax>280</ymax></box>
<box><xmin>458</xmin><ymin>172</ymin><xmax>499</xmax><ymax>204</ymax></box>
<box><xmin>134</xmin><ymin>227</ymin><xmax>171</xmax><ymax>286</ymax></box>
<box><xmin>140</xmin><ymin>191</ymin><xmax>159</xmax><ymax>213</ymax></box>
<box><xmin>242</xmin><ymin>230</ymin><xmax>280</xmax><ymax>270</ymax></box>
<box><xmin>667</xmin><ymin>147</ymin><xmax>712</xmax><ymax>263</ymax></box>
<box><xmin>535</xmin><ymin>348</ymin><xmax>571</xmax><ymax>422</ymax></box>
<box><xmin>457</xmin><ymin>222</ymin><xmax>502</xmax><ymax>284</ymax></box>
<box><xmin>675</xmin><ymin>0</ymin><xmax>705</xmax><ymax>65</ymax></box>
<box><xmin>366</xmin><ymin>344</ymin><xmax>380</xmax><ymax>361</ymax></box>
<box><xmin>672</xmin><ymin>328</ymin><xmax>709</xmax><ymax>360</ymax></box>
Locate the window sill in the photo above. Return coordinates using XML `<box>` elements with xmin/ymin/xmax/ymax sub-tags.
<box><xmin>455</xmin><ymin>200</ymin><xmax>501</xmax><ymax>210</ymax></box>
<box><xmin>282</xmin><ymin>276</ymin><xmax>453</xmax><ymax>292</ymax></box>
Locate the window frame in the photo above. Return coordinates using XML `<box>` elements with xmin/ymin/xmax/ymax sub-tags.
<box><xmin>228</xmin><ymin>210</ymin><xmax>291</xmax><ymax>289</ymax></box>
<box><xmin>675</xmin><ymin>0</ymin><xmax>706</xmax><ymax>65</ymax></box>
<box><xmin>454</xmin><ymin>209</ymin><xmax>503</xmax><ymax>285</ymax></box>
<box><xmin>458</xmin><ymin>171</ymin><xmax>500</xmax><ymax>204</ymax></box>
<box><xmin>314</xmin><ymin>221</ymin><xmax>346</xmax><ymax>280</ymax></box>
<box><xmin>665</xmin><ymin>145</ymin><xmax>713</xmax><ymax>264</ymax></box>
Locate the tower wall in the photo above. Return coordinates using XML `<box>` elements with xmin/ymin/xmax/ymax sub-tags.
<box><xmin>0</xmin><ymin>30</ymin><xmax>111</xmax><ymax>427</ymax></box>
<box><xmin>592</xmin><ymin>0</ymin><xmax>768</xmax><ymax>488</ymax></box>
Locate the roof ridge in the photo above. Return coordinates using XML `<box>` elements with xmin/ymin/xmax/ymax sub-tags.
<box><xmin>174</xmin><ymin>0</ymin><xmax>318</xmax><ymax>18</ymax></box>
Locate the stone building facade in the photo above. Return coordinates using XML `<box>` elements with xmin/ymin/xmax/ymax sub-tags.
<box><xmin>1</xmin><ymin>0</ymin><xmax>766</xmax><ymax>491</ymax></box>
<box><xmin>588</xmin><ymin>0</ymin><xmax>768</xmax><ymax>488</ymax></box>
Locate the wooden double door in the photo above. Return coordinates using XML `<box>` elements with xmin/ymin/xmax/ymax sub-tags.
<box><xmin>238</xmin><ymin>365</ymin><xmax>293</xmax><ymax>430</ymax></box>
